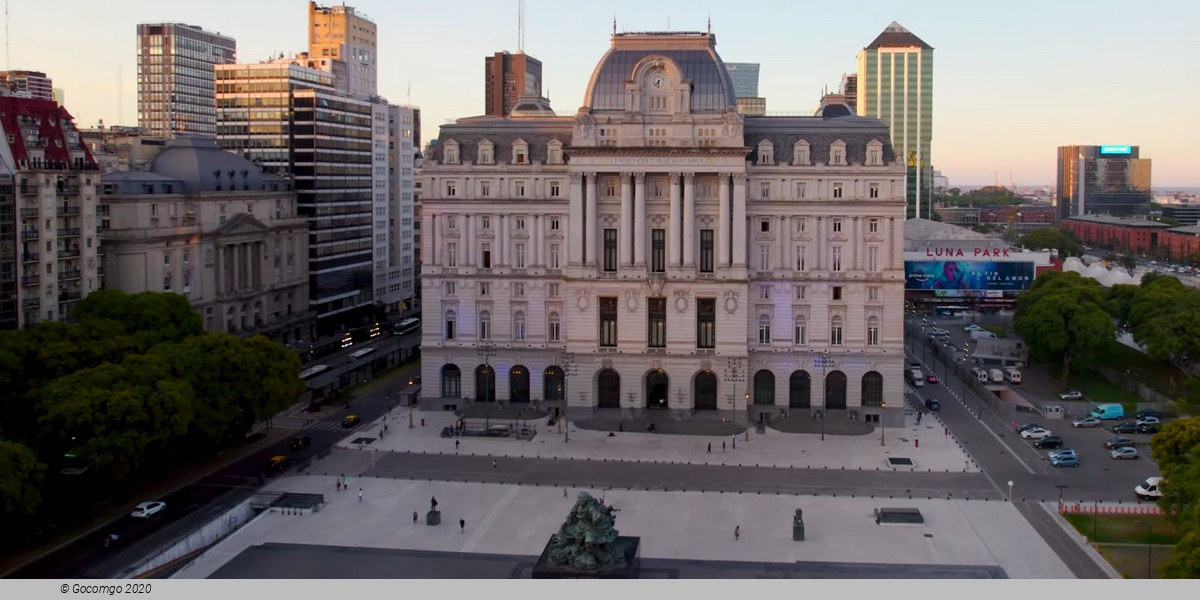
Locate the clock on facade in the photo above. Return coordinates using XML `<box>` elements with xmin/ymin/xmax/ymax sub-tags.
<box><xmin>651</xmin><ymin>74</ymin><xmax>666</xmax><ymax>89</ymax></box>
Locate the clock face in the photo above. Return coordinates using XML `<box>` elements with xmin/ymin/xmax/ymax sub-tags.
<box><xmin>651</xmin><ymin>74</ymin><xmax>665</xmax><ymax>89</ymax></box>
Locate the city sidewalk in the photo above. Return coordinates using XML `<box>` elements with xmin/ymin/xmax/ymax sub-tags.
<box><xmin>337</xmin><ymin>405</ymin><xmax>981</xmax><ymax>473</ymax></box>
<box><xmin>176</xmin><ymin>476</ymin><xmax>1073</xmax><ymax>579</ymax></box>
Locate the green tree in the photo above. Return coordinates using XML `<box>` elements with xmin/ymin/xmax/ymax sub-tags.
<box><xmin>1161</xmin><ymin>530</ymin><xmax>1200</xmax><ymax>579</ymax></box>
<box><xmin>1105</xmin><ymin>284</ymin><xmax>1141</xmax><ymax>327</ymax></box>
<box><xmin>1016</xmin><ymin>228</ymin><xmax>1081</xmax><ymax>258</ymax></box>
<box><xmin>1014</xmin><ymin>271</ymin><xmax>1116</xmax><ymax>381</ymax></box>
<box><xmin>73</xmin><ymin>290</ymin><xmax>202</xmax><ymax>350</ymax></box>
<box><xmin>1150</xmin><ymin>418</ymin><xmax>1200</xmax><ymax>578</ymax></box>
<box><xmin>1128</xmin><ymin>277</ymin><xmax>1200</xmax><ymax>371</ymax></box>
<box><xmin>0</xmin><ymin>439</ymin><xmax>44</xmax><ymax>523</ymax></box>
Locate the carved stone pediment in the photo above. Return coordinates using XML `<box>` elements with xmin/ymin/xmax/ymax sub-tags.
<box><xmin>829</xmin><ymin>234</ymin><xmax>848</xmax><ymax>243</ymax></box>
<box><xmin>754</xmin><ymin>233</ymin><xmax>775</xmax><ymax>242</ymax></box>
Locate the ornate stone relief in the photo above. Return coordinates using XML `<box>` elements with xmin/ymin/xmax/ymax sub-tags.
<box><xmin>575</xmin><ymin>289</ymin><xmax>590</xmax><ymax>312</ymax></box>
<box><xmin>624</xmin><ymin>289</ymin><xmax>639</xmax><ymax>312</ymax></box>
<box><xmin>723</xmin><ymin>290</ymin><xmax>739</xmax><ymax>314</ymax></box>
<box><xmin>672</xmin><ymin>289</ymin><xmax>690</xmax><ymax>313</ymax></box>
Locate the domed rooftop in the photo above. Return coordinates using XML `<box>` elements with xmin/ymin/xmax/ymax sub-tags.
<box><xmin>509</xmin><ymin>92</ymin><xmax>557</xmax><ymax>118</ymax></box>
<box><xmin>151</xmin><ymin>135</ymin><xmax>284</xmax><ymax>193</ymax></box>
<box><xmin>583</xmin><ymin>32</ymin><xmax>736</xmax><ymax>112</ymax></box>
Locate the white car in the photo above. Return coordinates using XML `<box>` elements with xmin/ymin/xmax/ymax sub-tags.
<box><xmin>1136</xmin><ymin>416</ymin><xmax>1161</xmax><ymax>426</ymax></box>
<box><xmin>130</xmin><ymin>501</ymin><xmax>166</xmax><ymax>518</ymax></box>
<box><xmin>1110</xmin><ymin>447</ymin><xmax>1139</xmax><ymax>460</ymax></box>
<box><xmin>1072</xmin><ymin>417</ymin><xmax>1102</xmax><ymax>428</ymax></box>
<box><xmin>964</xmin><ymin>324</ymin><xmax>985</xmax><ymax>332</ymax></box>
<box><xmin>1020</xmin><ymin>427</ymin><xmax>1053</xmax><ymax>440</ymax></box>
<box><xmin>930</xmin><ymin>327</ymin><xmax>950</xmax><ymax>336</ymax></box>
<box><xmin>1058</xmin><ymin>390</ymin><xmax>1084</xmax><ymax>400</ymax></box>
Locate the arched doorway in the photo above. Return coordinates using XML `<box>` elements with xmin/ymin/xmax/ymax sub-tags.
<box><xmin>646</xmin><ymin>370</ymin><xmax>669</xmax><ymax>410</ymax></box>
<box><xmin>825</xmin><ymin>370</ymin><xmax>847</xmax><ymax>410</ymax></box>
<box><xmin>509</xmin><ymin>365</ymin><xmax>530</xmax><ymax>403</ymax></box>
<box><xmin>862</xmin><ymin>371</ymin><xmax>883</xmax><ymax>407</ymax></box>
<box><xmin>440</xmin><ymin>364</ymin><xmax>461</xmax><ymax>398</ymax></box>
<box><xmin>543</xmin><ymin>366</ymin><xmax>565</xmax><ymax>401</ymax></box>
<box><xmin>753</xmin><ymin>370</ymin><xmax>775</xmax><ymax>405</ymax></box>
<box><xmin>789</xmin><ymin>370</ymin><xmax>811</xmax><ymax>409</ymax></box>
<box><xmin>597</xmin><ymin>369</ymin><xmax>620</xmax><ymax>409</ymax></box>
<box><xmin>694</xmin><ymin>371</ymin><xmax>717</xmax><ymax>411</ymax></box>
<box><xmin>475</xmin><ymin>365</ymin><xmax>495</xmax><ymax>402</ymax></box>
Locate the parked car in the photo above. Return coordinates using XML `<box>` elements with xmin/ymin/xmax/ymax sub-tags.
<box><xmin>930</xmin><ymin>327</ymin><xmax>950</xmax><ymax>336</ymax></box>
<box><xmin>1015</xmin><ymin>422</ymin><xmax>1042</xmax><ymax>433</ymax></box>
<box><xmin>926</xmin><ymin>374</ymin><xmax>939</xmax><ymax>384</ymax></box>
<box><xmin>1112</xmin><ymin>422</ymin><xmax>1139</xmax><ymax>434</ymax></box>
<box><xmin>1048</xmin><ymin>448</ymin><xmax>1078</xmax><ymax>460</ymax></box>
<box><xmin>1135</xmin><ymin>477</ymin><xmax>1164</xmax><ymax>500</ymax></box>
<box><xmin>1136</xmin><ymin>422</ymin><xmax>1160</xmax><ymax>434</ymax></box>
<box><xmin>130</xmin><ymin>501</ymin><xmax>166</xmax><ymax>518</ymax></box>
<box><xmin>1136</xmin><ymin>415</ymin><xmax>1161</xmax><ymax>426</ymax></box>
<box><xmin>1072</xmin><ymin>417</ymin><xmax>1103</xmax><ymax>428</ymax></box>
<box><xmin>1105</xmin><ymin>437</ymin><xmax>1135</xmax><ymax>449</ymax></box>
<box><xmin>1050</xmin><ymin>454</ymin><xmax>1080</xmax><ymax>468</ymax></box>
<box><xmin>1110</xmin><ymin>446</ymin><xmax>1139</xmax><ymax>460</ymax></box>
<box><xmin>290</xmin><ymin>435</ymin><xmax>312</xmax><ymax>450</ymax></box>
<box><xmin>266</xmin><ymin>455</ymin><xmax>292</xmax><ymax>474</ymax></box>
<box><xmin>964</xmin><ymin>324</ymin><xmax>985</xmax><ymax>332</ymax></box>
<box><xmin>1058</xmin><ymin>390</ymin><xmax>1084</xmax><ymax>400</ymax></box>
<box><xmin>1020</xmin><ymin>427</ymin><xmax>1053</xmax><ymax>440</ymax></box>
<box><xmin>342</xmin><ymin>414</ymin><xmax>361</xmax><ymax>428</ymax></box>
<box><xmin>1136</xmin><ymin>410</ymin><xmax>1160</xmax><ymax>420</ymax></box>
<box><xmin>1034</xmin><ymin>436</ymin><xmax>1064</xmax><ymax>449</ymax></box>
<box><xmin>924</xmin><ymin>398</ymin><xmax>941</xmax><ymax>411</ymax></box>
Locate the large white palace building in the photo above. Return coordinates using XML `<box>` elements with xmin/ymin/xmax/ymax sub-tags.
<box><xmin>418</xmin><ymin>31</ymin><xmax>906</xmax><ymax>426</ymax></box>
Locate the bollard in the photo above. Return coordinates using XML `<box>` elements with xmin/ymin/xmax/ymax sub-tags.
<box><xmin>421</xmin><ymin>418</ymin><xmax>425</xmax><ymax>427</ymax></box>
<box><xmin>915</xmin><ymin>438</ymin><xmax>919</xmax><ymax>448</ymax></box>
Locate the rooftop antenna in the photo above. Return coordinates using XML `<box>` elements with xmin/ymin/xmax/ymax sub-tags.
<box><xmin>517</xmin><ymin>0</ymin><xmax>524</xmax><ymax>52</ymax></box>
<box><xmin>406</xmin><ymin>81</ymin><xmax>411</xmax><ymax>106</ymax></box>
<box><xmin>707</xmin><ymin>14</ymin><xmax>711</xmax><ymax>34</ymax></box>
<box><xmin>613</xmin><ymin>16</ymin><xmax>617</xmax><ymax>36</ymax></box>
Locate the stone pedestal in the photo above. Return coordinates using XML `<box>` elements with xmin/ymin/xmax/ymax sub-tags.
<box><xmin>426</xmin><ymin>510</ymin><xmax>441</xmax><ymax>526</ymax></box>
<box><xmin>530</xmin><ymin>536</ymin><xmax>641</xmax><ymax>579</ymax></box>
<box><xmin>792</xmin><ymin>509</ymin><xmax>805</xmax><ymax>541</ymax></box>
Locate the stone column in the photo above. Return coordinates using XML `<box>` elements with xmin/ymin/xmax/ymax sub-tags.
<box><xmin>732</xmin><ymin>174</ymin><xmax>747</xmax><ymax>267</ymax></box>
<box><xmin>568</xmin><ymin>172</ymin><xmax>584</xmax><ymax>265</ymax></box>
<box><xmin>718</xmin><ymin>173</ymin><xmax>730</xmax><ymax>268</ymax></box>
<box><xmin>498</xmin><ymin>215</ymin><xmax>507</xmax><ymax>267</ymax></box>
<box><xmin>683</xmin><ymin>173</ymin><xmax>696</xmax><ymax>267</ymax></box>
<box><xmin>585</xmin><ymin>173</ymin><xmax>598</xmax><ymax>266</ymax></box>
<box><xmin>457</xmin><ymin>216</ymin><xmax>467</xmax><ymax>267</ymax></box>
<box><xmin>464</xmin><ymin>214</ymin><xmax>475</xmax><ymax>267</ymax></box>
<box><xmin>816</xmin><ymin>217</ymin><xmax>825</xmax><ymax>271</ymax></box>
<box><xmin>619</xmin><ymin>173</ymin><xmax>632</xmax><ymax>267</ymax></box>
<box><xmin>534</xmin><ymin>215</ymin><xmax>543</xmax><ymax>267</ymax></box>
<box><xmin>851</xmin><ymin>217</ymin><xmax>860</xmax><ymax>270</ymax></box>
<box><xmin>424</xmin><ymin>213</ymin><xmax>435</xmax><ymax>267</ymax></box>
<box><xmin>633</xmin><ymin>173</ymin><xmax>646</xmax><ymax>267</ymax></box>
<box><xmin>778</xmin><ymin>216</ymin><xmax>787</xmax><ymax>271</ymax></box>
<box><xmin>668</xmin><ymin>173</ymin><xmax>681</xmax><ymax>267</ymax></box>
<box><xmin>230</xmin><ymin>245</ymin><xmax>240</xmax><ymax>291</ymax></box>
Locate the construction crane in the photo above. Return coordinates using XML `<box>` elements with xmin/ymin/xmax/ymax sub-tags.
<box><xmin>1009</xmin><ymin>171</ymin><xmax>1016</xmax><ymax>194</ymax></box>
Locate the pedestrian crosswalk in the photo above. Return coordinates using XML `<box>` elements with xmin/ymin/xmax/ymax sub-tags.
<box><xmin>306</xmin><ymin>419</ymin><xmax>365</xmax><ymax>433</ymax></box>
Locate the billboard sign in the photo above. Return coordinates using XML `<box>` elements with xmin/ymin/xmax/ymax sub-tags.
<box><xmin>906</xmin><ymin>261</ymin><xmax>1035</xmax><ymax>291</ymax></box>
<box><xmin>1099</xmin><ymin>145</ymin><xmax>1132</xmax><ymax>155</ymax></box>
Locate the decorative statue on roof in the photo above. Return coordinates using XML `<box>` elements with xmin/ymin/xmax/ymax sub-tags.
<box><xmin>546</xmin><ymin>492</ymin><xmax>624</xmax><ymax>570</ymax></box>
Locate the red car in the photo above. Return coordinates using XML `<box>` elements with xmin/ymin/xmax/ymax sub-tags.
<box><xmin>926</xmin><ymin>375</ymin><xmax>939</xmax><ymax>384</ymax></box>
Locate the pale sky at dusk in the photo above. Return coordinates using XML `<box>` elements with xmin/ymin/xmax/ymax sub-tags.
<box><xmin>7</xmin><ymin>0</ymin><xmax>1198</xmax><ymax>187</ymax></box>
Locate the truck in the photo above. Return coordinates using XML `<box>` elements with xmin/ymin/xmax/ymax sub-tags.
<box><xmin>970</xmin><ymin>330</ymin><xmax>998</xmax><ymax>341</ymax></box>
<box><xmin>1089</xmin><ymin>403</ymin><xmax>1125</xmax><ymax>420</ymax></box>
<box><xmin>989</xmin><ymin>368</ymin><xmax>1004</xmax><ymax>383</ymax></box>
<box><xmin>1004</xmin><ymin>367</ymin><xmax>1022</xmax><ymax>384</ymax></box>
<box><xmin>1135</xmin><ymin>476</ymin><xmax>1163</xmax><ymax>500</ymax></box>
<box><xmin>971</xmin><ymin>367</ymin><xmax>990</xmax><ymax>383</ymax></box>
<box><xmin>906</xmin><ymin>368</ymin><xmax>925</xmax><ymax>387</ymax></box>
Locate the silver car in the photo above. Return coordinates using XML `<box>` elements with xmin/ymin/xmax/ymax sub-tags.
<box><xmin>1109</xmin><ymin>446</ymin><xmax>1139</xmax><ymax>460</ymax></box>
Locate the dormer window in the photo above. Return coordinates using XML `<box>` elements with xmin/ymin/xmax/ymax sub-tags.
<box><xmin>443</xmin><ymin>140</ymin><xmax>459</xmax><ymax>164</ymax></box>
<box><xmin>512</xmin><ymin>139</ymin><xmax>529</xmax><ymax>165</ymax></box>
<box><xmin>477</xmin><ymin>140</ymin><xmax>494</xmax><ymax>165</ymax></box>
<box><xmin>757</xmin><ymin>140</ymin><xmax>774</xmax><ymax>165</ymax></box>
<box><xmin>866</xmin><ymin>140</ymin><xmax>884</xmax><ymax>166</ymax></box>
<box><xmin>793</xmin><ymin>141</ymin><xmax>810</xmax><ymax>166</ymax></box>
<box><xmin>830</xmin><ymin>140</ymin><xmax>847</xmax><ymax>166</ymax></box>
<box><xmin>547</xmin><ymin>140</ymin><xmax>563</xmax><ymax>165</ymax></box>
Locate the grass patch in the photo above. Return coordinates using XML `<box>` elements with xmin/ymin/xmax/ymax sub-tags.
<box><xmin>982</xmin><ymin>325</ymin><xmax>1008</xmax><ymax>338</ymax></box>
<box><xmin>1095</xmin><ymin>544</ymin><xmax>1173</xmax><ymax>579</ymax></box>
<box><xmin>1062</xmin><ymin>513</ymin><xmax>1182</xmax><ymax>545</ymax></box>
<box><xmin>1098</xmin><ymin>341</ymin><xmax>1192</xmax><ymax>397</ymax></box>
<box><xmin>1066</xmin><ymin>370</ymin><xmax>1140</xmax><ymax>407</ymax></box>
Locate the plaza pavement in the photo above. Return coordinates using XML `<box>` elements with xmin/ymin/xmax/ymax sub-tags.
<box><xmin>176</xmin><ymin>476</ymin><xmax>1073</xmax><ymax>579</ymax></box>
<box><xmin>337</xmin><ymin>405</ymin><xmax>982</xmax><ymax>474</ymax></box>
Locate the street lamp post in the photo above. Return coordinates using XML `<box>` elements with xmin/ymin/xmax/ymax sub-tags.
<box><xmin>814</xmin><ymin>354</ymin><xmax>832</xmax><ymax>441</ymax></box>
<box><xmin>1007</xmin><ymin>480</ymin><xmax>1014</xmax><ymax>502</ymax></box>
<box><xmin>880</xmin><ymin>401</ymin><xmax>887</xmax><ymax>446</ymax></box>
<box><xmin>723</xmin><ymin>358</ymin><xmax>745</xmax><ymax>423</ymax></box>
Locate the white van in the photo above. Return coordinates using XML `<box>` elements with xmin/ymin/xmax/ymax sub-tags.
<box><xmin>971</xmin><ymin>368</ymin><xmax>990</xmax><ymax>383</ymax></box>
<box><xmin>1135</xmin><ymin>477</ymin><xmax>1163</xmax><ymax>500</ymax></box>
<box><xmin>970</xmin><ymin>330</ymin><xmax>998</xmax><ymax>341</ymax></box>
<box><xmin>906</xmin><ymin>368</ymin><xmax>925</xmax><ymax>387</ymax></box>
<box><xmin>989</xmin><ymin>368</ymin><xmax>1004</xmax><ymax>383</ymax></box>
<box><xmin>1004</xmin><ymin>368</ymin><xmax>1022</xmax><ymax>384</ymax></box>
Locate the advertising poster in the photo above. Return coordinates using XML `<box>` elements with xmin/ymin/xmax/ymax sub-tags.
<box><xmin>905</xmin><ymin>261</ymin><xmax>1035</xmax><ymax>291</ymax></box>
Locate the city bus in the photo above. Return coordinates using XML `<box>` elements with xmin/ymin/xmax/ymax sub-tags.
<box><xmin>934</xmin><ymin>305</ymin><xmax>971</xmax><ymax>318</ymax></box>
<box><xmin>349</xmin><ymin>347</ymin><xmax>377</xmax><ymax>361</ymax></box>
<box><xmin>299</xmin><ymin>364</ymin><xmax>330</xmax><ymax>380</ymax></box>
<box><xmin>393</xmin><ymin>317</ymin><xmax>420</xmax><ymax>336</ymax></box>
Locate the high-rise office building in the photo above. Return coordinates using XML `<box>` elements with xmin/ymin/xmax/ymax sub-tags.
<box><xmin>725</xmin><ymin>62</ymin><xmax>766</xmax><ymax>116</ymax></box>
<box><xmin>0</xmin><ymin>97</ymin><xmax>101</xmax><ymax>329</ymax></box>
<box><xmin>839</xmin><ymin>73</ymin><xmax>857</xmax><ymax>114</ymax></box>
<box><xmin>1056</xmin><ymin>145</ymin><xmax>1152</xmax><ymax>220</ymax></box>
<box><xmin>308</xmin><ymin>1</ymin><xmax>377</xmax><ymax>98</ymax></box>
<box><xmin>484</xmin><ymin>51</ymin><xmax>543</xmax><ymax>117</ymax></box>
<box><xmin>216</xmin><ymin>59</ymin><xmax>383</xmax><ymax>335</ymax></box>
<box><xmin>376</xmin><ymin>105</ymin><xmax>417</xmax><ymax>316</ymax></box>
<box><xmin>0</xmin><ymin>70</ymin><xmax>54</xmax><ymax>101</ymax></box>
<box><xmin>136</xmin><ymin>23</ymin><xmax>236</xmax><ymax>139</ymax></box>
<box><xmin>856</xmin><ymin>22</ymin><xmax>933</xmax><ymax>218</ymax></box>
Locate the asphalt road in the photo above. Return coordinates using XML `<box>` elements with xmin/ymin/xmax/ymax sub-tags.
<box><xmin>364</xmin><ymin>453</ymin><xmax>999</xmax><ymax>499</ymax></box>
<box><xmin>10</xmin><ymin>353</ymin><xmax>419</xmax><ymax>579</ymax></box>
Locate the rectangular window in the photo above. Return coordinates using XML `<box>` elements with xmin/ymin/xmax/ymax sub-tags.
<box><xmin>479</xmin><ymin>281</ymin><xmax>490</xmax><ymax>296</ymax></box>
<box><xmin>515</xmin><ymin>317</ymin><xmax>526</xmax><ymax>340</ymax></box>
<box><xmin>760</xmin><ymin>285</ymin><xmax>770</xmax><ymax>300</ymax></box>
<box><xmin>549</xmin><ymin>318</ymin><xmax>561</xmax><ymax>341</ymax></box>
<box><xmin>446</xmin><ymin>182</ymin><xmax>457</xmax><ymax>197</ymax></box>
<box><xmin>868</xmin><ymin>285</ymin><xmax>881</xmax><ymax>302</ymax></box>
<box><xmin>550</xmin><ymin>245</ymin><xmax>560</xmax><ymax>269</ymax></box>
<box><xmin>515</xmin><ymin>181</ymin><xmax>526</xmax><ymax>197</ymax></box>
<box><xmin>795</xmin><ymin>182</ymin><xmax>807</xmax><ymax>199</ymax></box>
<box><xmin>651</xmin><ymin>229</ymin><xmax>665</xmax><ymax>272</ymax></box>
<box><xmin>599</xmin><ymin>297</ymin><xmax>618</xmax><ymax>347</ymax></box>
<box><xmin>867</xmin><ymin>323</ymin><xmax>879</xmax><ymax>346</ymax></box>
<box><xmin>550</xmin><ymin>182</ymin><xmax>561</xmax><ymax>197</ymax></box>
<box><xmin>796</xmin><ymin>246</ymin><xmax>807</xmax><ymax>271</ymax></box>
<box><xmin>758</xmin><ymin>317</ymin><xmax>771</xmax><ymax>344</ymax></box>
<box><xmin>796</xmin><ymin>217</ymin><xmax>806</xmax><ymax>233</ymax></box>
<box><xmin>869</xmin><ymin>183</ymin><xmax>880</xmax><ymax>199</ymax></box>
<box><xmin>832</xmin><ymin>183</ymin><xmax>843</xmax><ymax>199</ymax></box>
<box><xmin>868</xmin><ymin>246</ymin><xmax>879</xmax><ymax>272</ymax></box>
<box><xmin>699</xmin><ymin>229</ymin><xmax>714</xmax><ymax>273</ymax></box>
<box><xmin>513</xmin><ymin>282</ymin><xmax>525</xmax><ymax>296</ymax></box>
<box><xmin>445</xmin><ymin>317</ymin><xmax>456</xmax><ymax>340</ymax></box>
<box><xmin>832</xmin><ymin>218</ymin><xmax>843</xmax><ymax>233</ymax></box>
<box><xmin>831</xmin><ymin>246</ymin><xmax>842</xmax><ymax>271</ymax></box>
<box><xmin>447</xmin><ymin>243</ymin><xmax>457</xmax><ymax>267</ymax></box>
<box><xmin>832</xmin><ymin>286</ymin><xmax>843</xmax><ymax>301</ymax></box>
<box><xmin>831</xmin><ymin>322</ymin><xmax>843</xmax><ymax>346</ymax></box>
<box><xmin>550</xmin><ymin>218</ymin><xmax>560</xmax><ymax>230</ymax></box>
<box><xmin>480</xmin><ymin>181</ymin><xmax>491</xmax><ymax>197</ymax></box>
<box><xmin>795</xmin><ymin>285</ymin><xmax>807</xmax><ymax>300</ymax></box>
<box><xmin>481</xmin><ymin>216</ymin><xmax>491</xmax><ymax>229</ymax></box>
<box><xmin>759</xmin><ymin>245</ymin><xmax>770</xmax><ymax>271</ymax></box>
<box><xmin>444</xmin><ymin>281</ymin><xmax>456</xmax><ymax>295</ymax></box>
<box><xmin>481</xmin><ymin>248</ymin><xmax>492</xmax><ymax>269</ymax></box>
<box><xmin>516</xmin><ymin>217</ymin><xmax>526</xmax><ymax>230</ymax></box>
<box><xmin>515</xmin><ymin>243</ymin><xmax>526</xmax><ymax>268</ymax></box>
<box><xmin>697</xmin><ymin>298</ymin><xmax>715</xmax><ymax>348</ymax></box>
<box><xmin>760</xmin><ymin>219</ymin><xmax>770</xmax><ymax>232</ymax></box>
<box><xmin>760</xmin><ymin>182</ymin><xmax>770</xmax><ymax>199</ymax></box>
<box><xmin>548</xmin><ymin>282</ymin><xmax>560</xmax><ymax>297</ymax></box>
<box><xmin>868</xmin><ymin>218</ymin><xmax>879</xmax><ymax>233</ymax></box>
<box><xmin>648</xmin><ymin>298</ymin><xmax>666</xmax><ymax>348</ymax></box>
<box><xmin>794</xmin><ymin>320</ymin><xmax>807</xmax><ymax>345</ymax></box>
<box><xmin>603</xmin><ymin>228</ymin><xmax>617</xmax><ymax>272</ymax></box>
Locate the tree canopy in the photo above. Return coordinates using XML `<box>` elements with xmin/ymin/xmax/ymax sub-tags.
<box><xmin>1016</xmin><ymin>228</ymin><xmax>1081</xmax><ymax>258</ymax></box>
<box><xmin>1014</xmin><ymin>271</ymin><xmax>1115</xmax><ymax>381</ymax></box>
<box><xmin>1150</xmin><ymin>417</ymin><xmax>1200</xmax><ymax>578</ymax></box>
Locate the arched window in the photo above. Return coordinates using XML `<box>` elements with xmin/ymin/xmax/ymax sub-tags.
<box><xmin>513</xmin><ymin>311</ymin><xmax>526</xmax><ymax>341</ymax></box>
<box><xmin>793</xmin><ymin>315</ymin><xmax>807</xmax><ymax>345</ymax></box>
<box><xmin>866</xmin><ymin>316</ymin><xmax>880</xmax><ymax>347</ymax></box>
<box><xmin>757</xmin><ymin>314</ymin><xmax>771</xmax><ymax>345</ymax></box>
<box><xmin>444</xmin><ymin>310</ymin><xmax>457</xmax><ymax>340</ymax></box>
<box><xmin>548</xmin><ymin>312</ymin><xmax>561</xmax><ymax>342</ymax></box>
<box><xmin>440</xmin><ymin>364</ymin><xmax>461</xmax><ymax>398</ymax></box>
<box><xmin>753</xmin><ymin>370</ymin><xmax>775</xmax><ymax>405</ymax></box>
<box><xmin>479</xmin><ymin>310</ymin><xmax>491</xmax><ymax>340</ymax></box>
<box><xmin>862</xmin><ymin>371</ymin><xmax>883</xmax><ymax>407</ymax></box>
<box><xmin>543</xmin><ymin>366</ymin><xmax>565</xmax><ymax>400</ymax></box>
<box><xmin>830</xmin><ymin>316</ymin><xmax>843</xmax><ymax>346</ymax></box>
<box><xmin>789</xmin><ymin>370</ymin><xmax>811</xmax><ymax>409</ymax></box>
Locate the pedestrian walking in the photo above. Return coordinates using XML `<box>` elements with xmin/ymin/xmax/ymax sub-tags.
<box><xmin>492</xmin><ymin>459</ymin><xmax>498</xmax><ymax>469</ymax></box>
<box><xmin>732</xmin><ymin>436</ymin><xmax>736</xmax><ymax>450</ymax></box>
<box><xmin>431</xmin><ymin>496</ymin><xmax>439</xmax><ymax>512</ymax></box>
<box><xmin>722</xmin><ymin>441</ymin><xmax>726</xmax><ymax>453</ymax></box>
<box><xmin>459</xmin><ymin>518</ymin><xmax>465</xmax><ymax>534</ymax></box>
<box><xmin>735</xmin><ymin>526</ymin><xmax>740</xmax><ymax>541</ymax></box>
<box><xmin>413</xmin><ymin>511</ymin><xmax>418</xmax><ymax>526</ymax></box>
<box><xmin>707</xmin><ymin>442</ymin><xmax>712</xmax><ymax>454</ymax></box>
<box><xmin>358</xmin><ymin>488</ymin><xmax>363</xmax><ymax>502</ymax></box>
<box><xmin>336</xmin><ymin>479</ymin><xmax>341</xmax><ymax>492</ymax></box>
<box><xmin>455</xmin><ymin>439</ymin><xmax>461</xmax><ymax>451</ymax></box>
